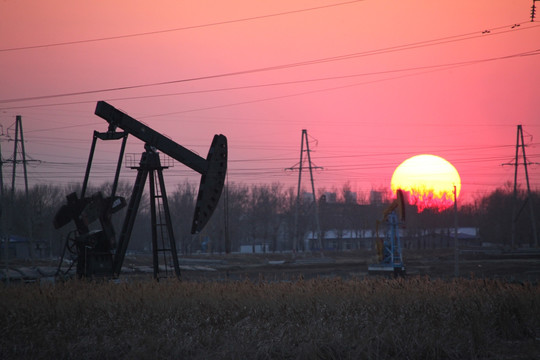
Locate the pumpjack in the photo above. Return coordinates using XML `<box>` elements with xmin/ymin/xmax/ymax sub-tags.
<box><xmin>368</xmin><ymin>189</ymin><xmax>406</xmax><ymax>276</ymax></box>
<box><xmin>53</xmin><ymin>101</ymin><xmax>227</xmax><ymax>279</ymax></box>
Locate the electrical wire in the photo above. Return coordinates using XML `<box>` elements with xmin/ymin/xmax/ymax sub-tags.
<box><xmin>139</xmin><ymin>49</ymin><xmax>540</xmax><ymax>119</ymax></box>
<box><xmin>0</xmin><ymin>60</ymin><xmax>489</xmax><ymax>110</ymax></box>
<box><xmin>2</xmin><ymin>22</ymin><xmax>538</xmax><ymax>106</ymax></box>
<box><xmin>0</xmin><ymin>1</ymin><xmax>366</xmax><ymax>53</ymax></box>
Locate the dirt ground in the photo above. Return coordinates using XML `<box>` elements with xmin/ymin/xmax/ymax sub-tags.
<box><xmin>3</xmin><ymin>248</ymin><xmax>540</xmax><ymax>283</ymax></box>
<box><xmin>172</xmin><ymin>248</ymin><xmax>540</xmax><ymax>283</ymax></box>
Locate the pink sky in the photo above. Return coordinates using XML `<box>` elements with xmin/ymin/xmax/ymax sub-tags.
<box><xmin>1</xmin><ymin>0</ymin><xmax>539</xmax><ymax>205</ymax></box>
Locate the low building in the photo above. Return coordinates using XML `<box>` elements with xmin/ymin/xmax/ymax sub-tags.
<box><xmin>240</xmin><ymin>244</ymin><xmax>270</xmax><ymax>254</ymax></box>
<box><xmin>305</xmin><ymin>229</ymin><xmax>376</xmax><ymax>251</ymax></box>
<box><xmin>0</xmin><ymin>235</ymin><xmax>49</xmax><ymax>259</ymax></box>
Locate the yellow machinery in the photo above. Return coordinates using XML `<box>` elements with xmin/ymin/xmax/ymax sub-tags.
<box><xmin>369</xmin><ymin>189</ymin><xmax>406</xmax><ymax>276</ymax></box>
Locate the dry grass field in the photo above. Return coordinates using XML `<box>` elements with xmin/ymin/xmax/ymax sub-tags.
<box><xmin>1</xmin><ymin>276</ymin><xmax>539</xmax><ymax>359</ymax></box>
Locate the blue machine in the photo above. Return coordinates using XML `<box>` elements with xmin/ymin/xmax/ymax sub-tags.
<box><xmin>368</xmin><ymin>189</ymin><xmax>406</xmax><ymax>276</ymax></box>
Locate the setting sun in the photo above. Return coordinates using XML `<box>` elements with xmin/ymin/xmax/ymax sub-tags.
<box><xmin>391</xmin><ymin>154</ymin><xmax>461</xmax><ymax>212</ymax></box>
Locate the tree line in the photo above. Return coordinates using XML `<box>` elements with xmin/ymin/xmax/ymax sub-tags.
<box><xmin>0</xmin><ymin>180</ymin><xmax>539</xmax><ymax>259</ymax></box>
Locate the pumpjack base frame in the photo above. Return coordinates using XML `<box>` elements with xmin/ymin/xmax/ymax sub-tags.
<box><xmin>367</xmin><ymin>263</ymin><xmax>406</xmax><ymax>277</ymax></box>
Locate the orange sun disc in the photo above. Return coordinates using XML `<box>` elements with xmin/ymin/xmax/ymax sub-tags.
<box><xmin>391</xmin><ymin>154</ymin><xmax>461</xmax><ymax>212</ymax></box>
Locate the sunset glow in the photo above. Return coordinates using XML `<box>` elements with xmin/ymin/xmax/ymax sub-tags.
<box><xmin>391</xmin><ymin>155</ymin><xmax>461</xmax><ymax>212</ymax></box>
<box><xmin>0</xmin><ymin>1</ymin><xmax>538</xmax><ymax>202</ymax></box>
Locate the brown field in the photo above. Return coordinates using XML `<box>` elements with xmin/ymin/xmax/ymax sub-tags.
<box><xmin>157</xmin><ymin>248</ymin><xmax>540</xmax><ymax>284</ymax></box>
<box><xmin>1</xmin><ymin>252</ymin><xmax>540</xmax><ymax>360</ymax></box>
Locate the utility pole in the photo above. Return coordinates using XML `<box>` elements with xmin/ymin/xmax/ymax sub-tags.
<box><xmin>453</xmin><ymin>185</ymin><xmax>459</xmax><ymax>277</ymax></box>
<box><xmin>286</xmin><ymin>129</ymin><xmax>322</xmax><ymax>253</ymax></box>
<box><xmin>223</xmin><ymin>176</ymin><xmax>230</xmax><ymax>254</ymax></box>
<box><xmin>531</xmin><ymin>0</ymin><xmax>538</xmax><ymax>22</ymax></box>
<box><xmin>504</xmin><ymin>125</ymin><xmax>538</xmax><ymax>248</ymax></box>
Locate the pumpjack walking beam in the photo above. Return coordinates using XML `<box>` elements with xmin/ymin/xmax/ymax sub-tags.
<box><xmin>94</xmin><ymin>101</ymin><xmax>227</xmax><ymax>234</ymax></box>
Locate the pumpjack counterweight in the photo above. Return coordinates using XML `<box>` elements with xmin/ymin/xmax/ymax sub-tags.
<box><xmin>54</xmin><ymin>101</ymin><xmax>227</xmax><ymax>279</ymax></box>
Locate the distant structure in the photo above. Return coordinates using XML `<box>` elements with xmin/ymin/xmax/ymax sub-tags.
<box><xmin>322</xmin><ymin>192</ymin><xmax>337</xmax><ymax>203</ymax></box>
<box><xmin>344</xmin><ymin>190</ymin><xmax>357</xmax><ymax>203</ymax></box>
<box><xmin>286</xmin><ymin>129</ymin><xmax>322</xmax><ymax>252</ymax></box>
<box><xmin>0</xmin><ymin>116</ymin><xmax>40</xmax><ymax>199</ymax></box>
<box><xmin>504</xmin><ymin>125</ymin><xmax>538</xmax><ymax>248</ymax></box>
<box><xmin>3</xmin><ymin>116</ymin><xmax>40</xmax><ymax>262</ymax></box>
<box><xmin>531</xmin><ymin>0</ymin><xmax>538</xmax><ymax>22</ymax></box>
<box><xmin>370</xmin><ymin>190</ymin><xmax>382</xmax><ymax>205</ymax></box>
<box><xmin>8</xmin><ymin>116</ymin><xmax>29</xmax><ymax>199</ymax></box>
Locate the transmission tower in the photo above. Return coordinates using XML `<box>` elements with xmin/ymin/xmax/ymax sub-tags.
<box><xmin>286</xmin><ymin>129</ymin><xmax>322</xmax><ymax>253</ymax></box>
<box><xmin>3</xmin><ymin>116</ymin><xmax>40</xmax><ymax>198</ymax></box>
<box><xmin>9</xmin><ymin>115</ymin><xmax>29</xmax><ymax>199</ymax></box>
<box><xmin>5</xmin><ymin>115</ymin><xmax>41</xmax><ymax>262</ymax></box>
<box><xmin>505</xmin><ymin>125</ymin><xmax>538</xmax><ymax>248</ymax></box>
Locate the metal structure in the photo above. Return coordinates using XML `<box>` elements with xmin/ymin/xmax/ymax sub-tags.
<box><xmin>286</xmin><ymin>129</ymin><xmax>322</xmax><ymax>252</ymax></box>
<box><xmin>5</xmin><ymin>116</ymin><xmax>40</xmax><ymax>198</ymax></box>
<box><xmin>368</xmin><ymin>189</ymin><xmax>406</xmax><ymax>276</ymax></box>
<box><xmin>10</xmin><ymin>116</ymin><xmax>29</xmax><ymax>198</ymax></box>
<box><xmin>508</xmin><ymin>125</ymin><xmax>538</xmax><ymax>248</ymax></box>
<box><xmin>54</xmin><ymin>101</ymin><xmax>227</xmax><ymax>279</ymax></box>
<box><xmin>3</xmin><ymin>116</ymin><xmax>40</xmax><ymax>264</ymax></box>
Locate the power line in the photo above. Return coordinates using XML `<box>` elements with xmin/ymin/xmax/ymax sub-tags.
<box><xmin>2</xmin><ymin>22</ymin><xmax>538</xmax><ymax>106</ymax></box>
<box><xmin>0</xmin><ymin>1</ymin><xmax>366</xmax><ymax>53</ymax></box>
<box><xmin>0</xmin><ymin>52</ymin><xmax>525</xmax><ymax>111</ymax></box>
<box><xmin>7</xmin><ymin>45</ymin><xmax>535</xmax><ymax>116</ymax></box>
<box><xmin>22</xmin><ymin>145</ymin><xmax>536</xmax><ymax>172</ymax></box>
<box><xmin>0</xmin><ymin>61</ymin><xmax>479</xmax><ymax>109</ymax></box>
<box><xmin>140</xmin><ymin>49</ymin><xmax>540</xmax><ymax>119</ymax></box>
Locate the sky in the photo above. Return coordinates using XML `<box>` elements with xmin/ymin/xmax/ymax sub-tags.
<box><xmin>1</xmin><ymin>0</ymin><xmax>539</xmax><ymax>205</ymax></box>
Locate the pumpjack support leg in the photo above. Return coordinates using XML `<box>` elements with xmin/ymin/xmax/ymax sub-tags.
<box><xmin>113</xmin><ymin>150</ymin><xmax>181</xmax><ymax>279</ymax></box>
